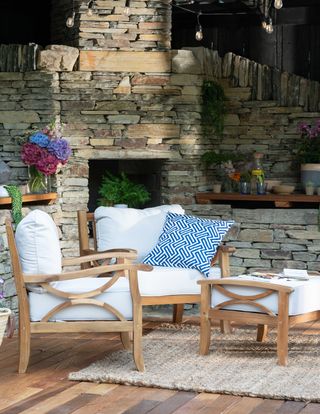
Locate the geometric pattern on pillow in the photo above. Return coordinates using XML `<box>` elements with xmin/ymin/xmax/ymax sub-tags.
<box><xmin>143</xmin><ymin>213</ymin><xmax>234</xmax><ymax>277</ymax></box>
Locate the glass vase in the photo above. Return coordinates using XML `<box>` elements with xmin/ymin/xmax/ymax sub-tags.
<box><xmin>27</xmin><ymin>166</ymin><xmax>51</xmax><ymax>194</ymax></box>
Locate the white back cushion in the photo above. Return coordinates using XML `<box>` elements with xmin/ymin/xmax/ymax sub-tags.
<box><xmin>95</xmin><ymin>205</ymin><xmax>185</xmax><ymax>261</ymax></box>
<box><xmin>15</xmin><ymin>209</ymin><xmax>62</xmax><ymax>275</ymax></box>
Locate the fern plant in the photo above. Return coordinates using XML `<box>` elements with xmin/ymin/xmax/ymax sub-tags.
<box><xmin>4</xmin><ymin>185</ymin><xmax>23</xmax><ymax>225</ymax></box>
<box><xmin>98</xmin><ymin>172</ymin><xmax>150</xmax><ymax>208</ymax></box>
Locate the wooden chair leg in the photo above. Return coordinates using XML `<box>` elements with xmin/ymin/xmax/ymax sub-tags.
<box><xmin>18</xmin><ymin>322</ymin><xmax>31</xmax><ymax>374</ymax></box>
<box><xmin>173</xmin><ymin>304</ymin><xmax>184</xmax><ymax>324</ymax></box>
<box><xmin>200</xmin><ymin>284</ymin><xmax>211</xmax><ymax>355</ymax></box>
<box><xmin>133</xmin><ymin>304</ymin><xmax>144</xmax><ymax>372</ymax></box>
<box><xmin>120</xmin><ymin>332</ymin><xmax>132</xmax><ymax>350</ymax></box>
<box><xmin>277</xmin><ymin>292</ymin><xmax>289</xmax><ymax>366</ymax></box>
<box><xmin>220</xmin><ymin>320</ymin><xmax>233</xmax><ymax>334</ymax></box>
<box><xmin>257</xmin><ymin>324</ymin><xmax>268</xmax><ymax>342</ymax></box>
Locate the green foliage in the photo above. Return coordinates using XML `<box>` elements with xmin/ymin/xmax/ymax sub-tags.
<box><xmin>201</xmin><ymin>80</ymin><xmax>227</xmax><ymax>138</ymax></box>
<box><xmin>201</xmin><ymin>151</ymin><xmax>244</xmax><ymax>168</ymax></box>
<box><xmin>4</xmin><ymin>185</ymin><xmax>23</xmax><ymax>225</ymax></box>
<box><xmin>98</xmin><ymin>172</ymin><xmax>151</xmax><ymax>208</ymax></box>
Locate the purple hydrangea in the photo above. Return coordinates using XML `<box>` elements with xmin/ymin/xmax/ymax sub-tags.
<box><xmin>30</xmin><ymin>133</ymin><xmax>50</xmax><ymax>148</ymax></box>
<box><xmin>47</xmin><ymin>138</ymin><xmax>72</xmax><ymax>162</ymax></box>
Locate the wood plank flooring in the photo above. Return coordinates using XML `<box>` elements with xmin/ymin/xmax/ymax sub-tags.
<box><xmin>0</xmin><ymin>316</ymin><xmax>319</xmax><ymax>414</ymax></box>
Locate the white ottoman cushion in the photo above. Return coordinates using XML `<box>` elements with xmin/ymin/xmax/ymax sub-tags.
<box><xmin>94</xmin><ymin>204</ymin><xmax>184</xmax><ymax>262</ymax></box>
<box><xmin>29</xmin><ymin>277</ymin><xmax>133</xmax><ymax>321</ymax></box>
<box><xmin>15</xmin><ymin>209</ymin><xmax>62</xmax><ymax>276</ymax></box>
<box><xmin>211</xmin><ymin>276</ymin><xmax>320</xmax><ymax>316</ymax></box>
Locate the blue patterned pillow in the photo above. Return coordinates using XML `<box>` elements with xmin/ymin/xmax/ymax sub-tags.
<box><xmin>143</xmin><ymin>213</ymin><xmax>234</xmax><ymax>277</ymax></box>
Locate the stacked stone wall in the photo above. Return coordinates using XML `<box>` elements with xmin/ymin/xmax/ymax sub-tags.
<box><xmin>187</xmin><ymin>205</ymin><xmax>320</xmax><ymax>276</ymax></box>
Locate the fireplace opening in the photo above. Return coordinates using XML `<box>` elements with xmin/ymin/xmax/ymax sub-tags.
<box><xmin>88</xmin><ymin>159</ymin><xmax>164</xmax><ymax>212</ymax></box>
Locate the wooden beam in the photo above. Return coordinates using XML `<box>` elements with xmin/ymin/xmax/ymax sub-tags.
<box><xmin>79</xmin><ymin>51</ymin><xmax>172</xmax><ymax>73</ymax></box>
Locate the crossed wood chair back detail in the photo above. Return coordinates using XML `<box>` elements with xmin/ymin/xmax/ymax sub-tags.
<box><xmin>6</xmin><ymin>218</ymin><xmax>151</xmax><ymax>374</ymax></box>
<box><xmin>198</xmin><ymin>278</ymin><xmax>320</xmax><ymax>366</ymax></box>
<box><xmin>77</xmin><ymin>210</ymin><xmax>236</xmax><ymax>324</ymax></box>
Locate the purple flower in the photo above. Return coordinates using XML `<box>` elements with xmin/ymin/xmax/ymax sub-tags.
<box><xmin>47</xmin><ymin>139</ymin><xmax>72</xmax><ymax>162</ymax></box>
<box><xmin>30</xmin><ymin>133</ymin><xmax>50</xmax><ymax>148</ymax></box>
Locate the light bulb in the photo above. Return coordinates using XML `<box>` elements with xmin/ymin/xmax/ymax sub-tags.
<box><xmin>123</xmin><ymin>6</ymin><xmax>130</xmax><ymax>15</ymax></box>
<box><xmin>265</xmin><ymin>23</ymin><xmax>274</xmax><ymax>34</ymax></box>
<box><xmin>195</xmin><ymin>28</ymin><xmax>203</xmax><ymax>41</ymax></box>
<box><xmin>261</xmin><ymin>20</ymin><xmax>267</xmax><ymax>29</ymax></box>
<box><xmin>66</xmin><ymin>12</ymin><xmax>75</xmax><ymax>28</ymax></box>
<box><xmin>274</xmin><ymin>0</ymin><xmax>283</xmax><ymax>9</ymax></box>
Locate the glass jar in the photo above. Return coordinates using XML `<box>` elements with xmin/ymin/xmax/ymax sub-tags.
<box><xmin>27</xmin><ymin>166</ymin><xmax>52</xmax><ymax>194</ymax></box>
<box><xmin>250</xmin><ymin>153</ymin><xmax>265</xmax><ymax>194</ymax></box>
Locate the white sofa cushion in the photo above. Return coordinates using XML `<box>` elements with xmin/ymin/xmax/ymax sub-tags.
<box><xmin>138</xmin><ymin>266</ymin><xmax>204</xmax><ymax>296</ymax></box>
<box><xmin>15</xmin><ymin>209</ymin><xmax>62</xmax><ymax>276</ymax></box>
<box><xmin>94</xmin><ymin>205</ymin><xmax>184</xmax><ymax>262</ymax></box>
<box><xmin>211</xmin><ymin>276</ymin><xmax>320</xmax><ymax>316</ymax></box>
<box><xmin>29</xmin><ymin>277</ymin><xmax>132</xmax><ymax>321</ymax></box>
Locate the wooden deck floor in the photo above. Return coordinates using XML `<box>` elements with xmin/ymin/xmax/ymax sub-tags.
<box><xmin>0</xmin><ymin>316</ymin><xmax>320</xmax><ymax>414</ymax></box>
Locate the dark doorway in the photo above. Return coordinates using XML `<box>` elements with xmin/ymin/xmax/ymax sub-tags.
<box><xmin>88</xmin><ymin>159</ymin><xmax>164</xmax><ymax>212</ymax></box>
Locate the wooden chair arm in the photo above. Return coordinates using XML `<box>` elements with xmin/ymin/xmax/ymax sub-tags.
<box><xmin>24</xmin><ymin>263</ymin><xmax>152</xmax><ymax>284</ymax></box>
<box><xmin>62</xmin><ymin>250</ymin><xmax>138</xmax><ymax>266</ymax></box>
<box><xmin>197</xmin><ymin>278</ymin><xmax>294</xmax><ymax>294</ymax></box>
<box><xmin>219</xmin><ymin>245</ymin><xmax>236</xmax><ymax>254</ymax></box>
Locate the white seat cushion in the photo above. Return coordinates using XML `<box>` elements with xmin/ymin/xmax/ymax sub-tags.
<box><xmin>138</xmin><ymin>266</ymin><xmax>204</xmax><ymax>296</ymax></box>
<box><xmin>211</xmin><ymin>276</ymin><xmax>320</xmax><ymax>316</ymax></box>
<box><xmin>94</xmin><ymin>204</ymin><xmax>184</xmax><ymax>262</ymax></box>
<box><xmin>29</xmin><ymin>277</ymin><xmax>132</xmax><ymax>322</ymax></box>
<box><xmin>15</xmin><ymin>209</ymin><xmax>61</xmax><ymax>275</ymax></box>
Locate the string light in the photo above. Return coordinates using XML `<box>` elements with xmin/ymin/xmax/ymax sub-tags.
<box><xmin>265</xmin><ymin>17</ymin><xmax>274</xmax><ymax>33</ymax></box>
<box><xmin>66</xmin><ymin>0</ymin><xmax>75</xmax><ymax>28</ymax></box>
<box><xmin>173</xmin><ymin>0</ymin><xmax>282</xmax><ymax>40</ymax></box>
<box><xmin>274</xmin><ymin>0</ymin><xmax>283</xmax><ymax>9</ymax></box>
<box><xmin>195</xmin><ymin>12</ymin><xmax>203</xmax><ymax>41</ymax></box>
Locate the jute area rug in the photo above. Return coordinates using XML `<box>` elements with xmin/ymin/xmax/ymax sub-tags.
<box><xmin>69</xmin><ymin>324</ymin><xmax>320</xmax><ymax>402</ymax></box>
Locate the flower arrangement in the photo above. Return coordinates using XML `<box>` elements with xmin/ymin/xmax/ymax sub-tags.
<box><xmin>21</xmin><ymin>121</ymin><xmax>71</xmax><ymax>193</ymax></box>
<box><xmin>296</xmin><ymin>119</ymin><xmax>320</xmax><ymax>164</ymax></box>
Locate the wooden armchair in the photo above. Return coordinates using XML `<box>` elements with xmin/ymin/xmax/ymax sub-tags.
<box><xmin>6</xmin><ymin>210</ymin><xmax>151</xmax><ymax>373</ymax></box>
<box><xmin>77</xmin><ymin>209</ymin><xmax>235</xmax><ymax>324</ymax></box>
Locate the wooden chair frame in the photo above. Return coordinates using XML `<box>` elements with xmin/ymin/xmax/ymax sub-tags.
<box><xmin>198</xmin><ymin>278</ymin><xmax>320</xmax><ymax>366</ymax></box>
<box><xmin>77</xmin><ymin>210</ymin><xmax>236</xmax><ymax>324</ymax></box>
<box><xmin>6</xmin><ymin>219</ymin><xmax>151</xmax><ymax>374</ymax></box>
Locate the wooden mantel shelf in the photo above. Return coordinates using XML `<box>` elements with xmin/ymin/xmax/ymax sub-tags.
<box><xmin>196</xmin><ymin>192</ymin><xmax>320</xmax><ymax>208</ymax></box>
<box><xmin>0</xmin><ymin>192</ymin><xmax>58</xmax><ymax>207</ymax></box>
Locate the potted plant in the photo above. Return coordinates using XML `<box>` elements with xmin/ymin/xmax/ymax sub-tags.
<box><xmin>296</xmin><ymin>120</ymin><xmax>320</xmax><ymax>188</ymax></box>
<box><xmin>201</xmin><ymin>151</ymin><xmax>244</xmax><ymax>192</ymax></box>
<box><xmin>98</xmin><ymin>171</ymin><xmax>151</xmax><ymax>208</ymax></box>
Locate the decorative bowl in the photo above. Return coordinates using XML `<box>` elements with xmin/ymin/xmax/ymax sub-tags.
<box><xmin>273</xmin><ymin>184</ymin><xmax>295</xmax><ymax>195</ymax></box>
<box><xmin>264</xmin><ymin>180</ymin><xmax>282</xmax><ymax>192</ymax></box>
